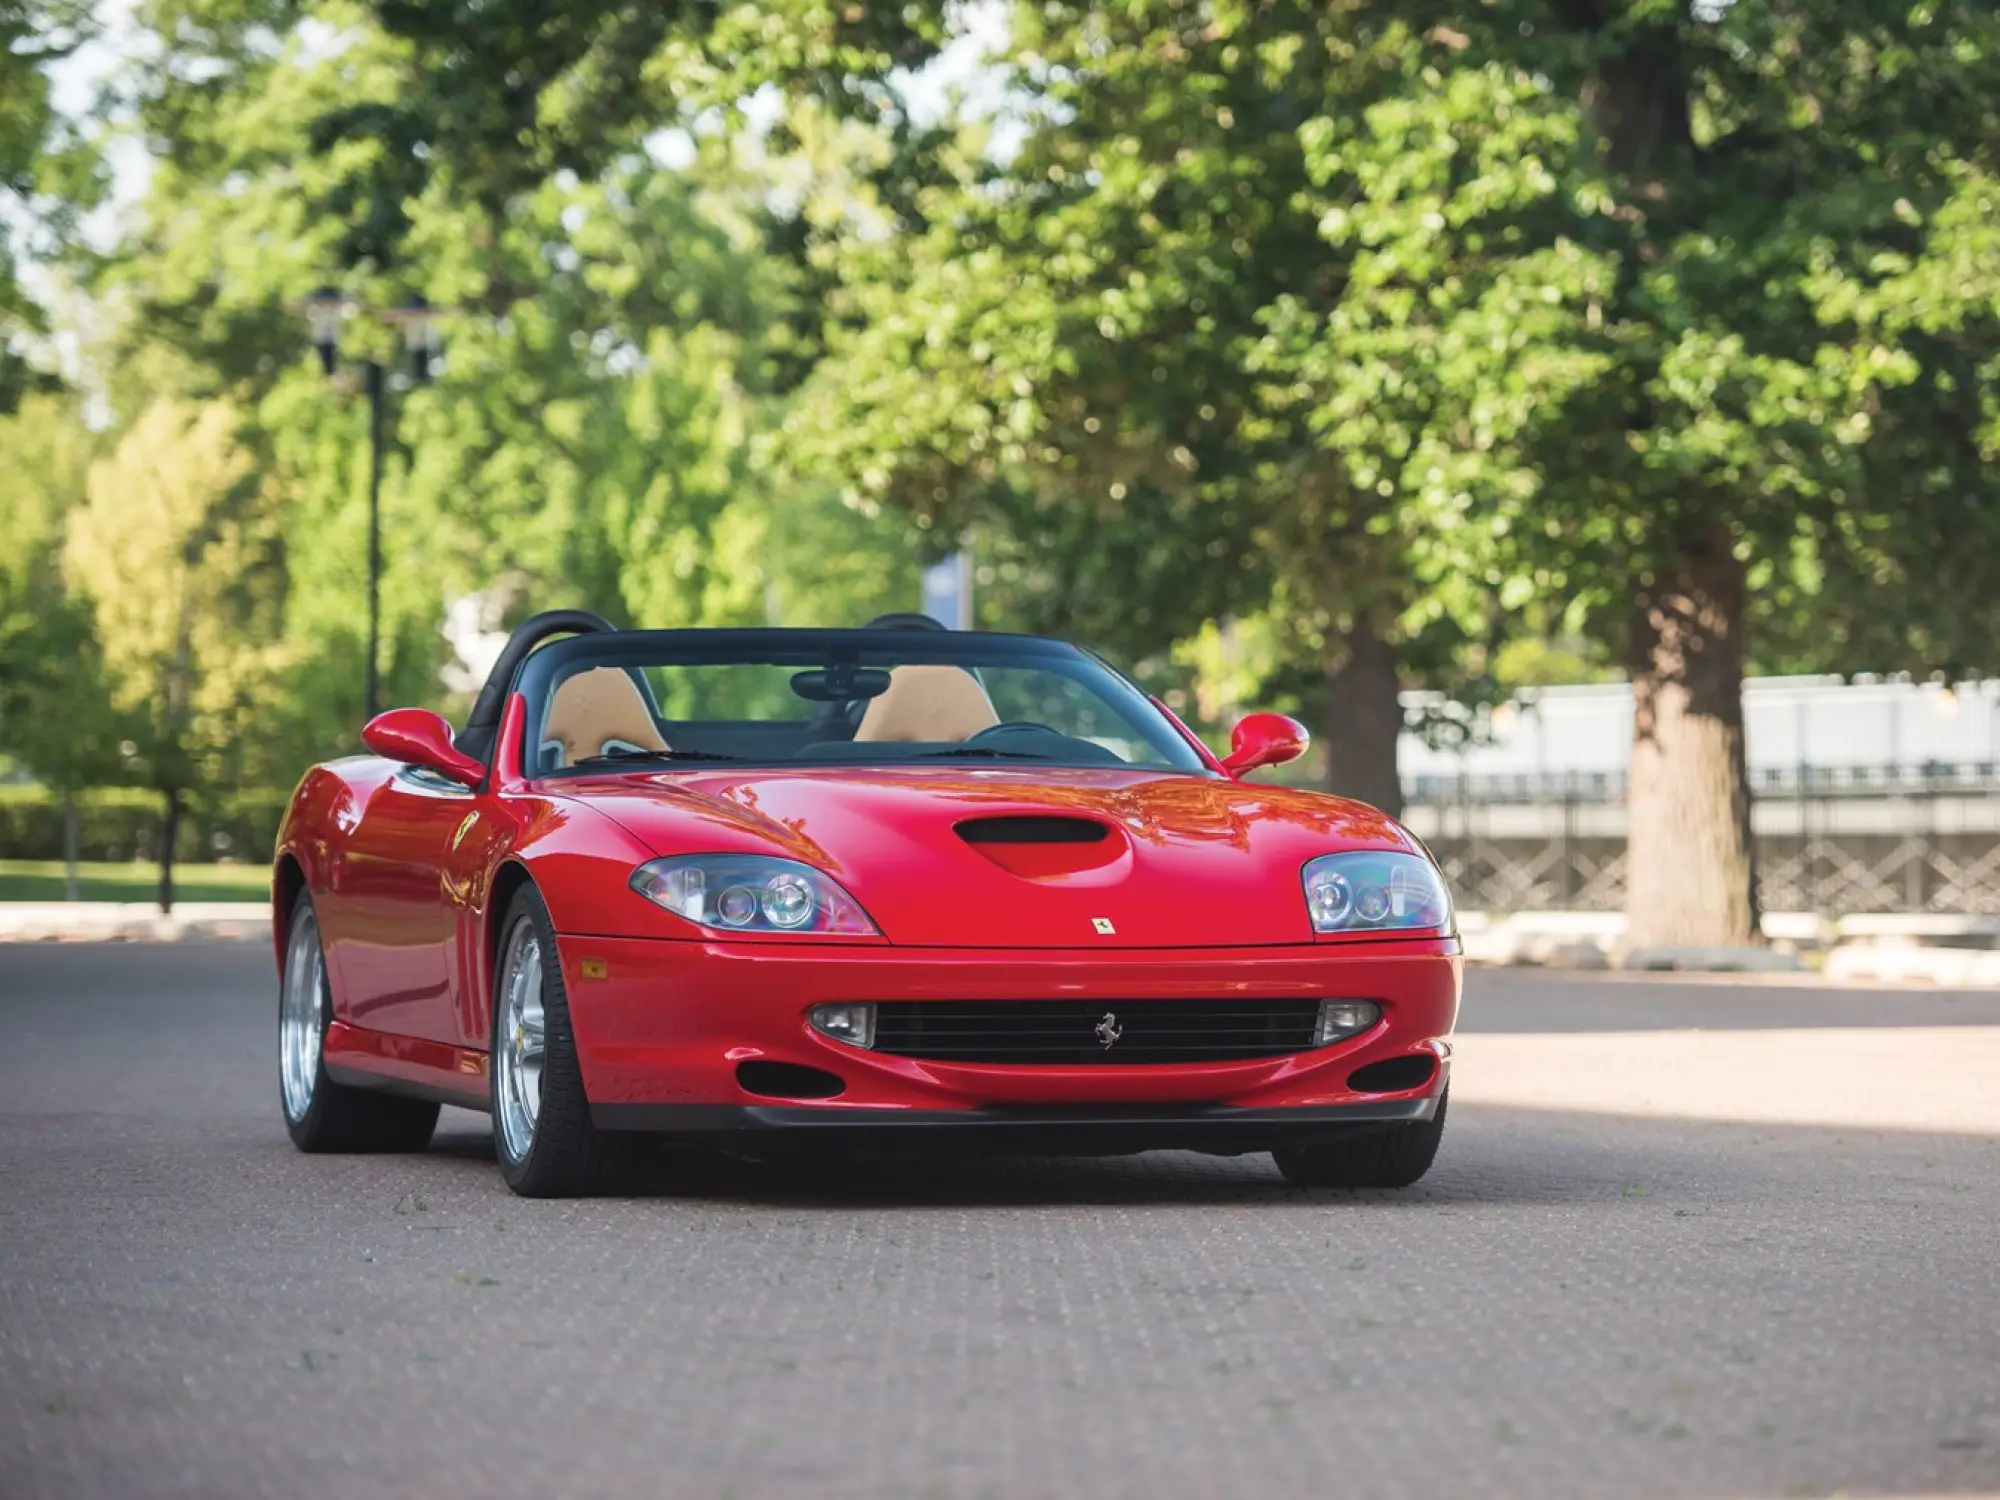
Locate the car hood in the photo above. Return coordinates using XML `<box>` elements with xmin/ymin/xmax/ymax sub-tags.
<box><xmin>552</xmin><ymin>766</ymin><xmax>1421</xmax><ymax>948</ymax></box>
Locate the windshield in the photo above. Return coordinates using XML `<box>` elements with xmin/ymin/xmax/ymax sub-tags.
<box><xmin>513</xmin><ymin>629</ymin><xmax>1208</xmax><ymax>777</ymax></box>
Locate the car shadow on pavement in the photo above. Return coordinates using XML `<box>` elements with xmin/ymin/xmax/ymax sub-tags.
<box><xmin>420</xmin><ymin>1123</ymin><xmax>1418</xmax><ymax>1208</ymax></box>
<box><xmin>414</xmin><ymin>1099</ymin><xmax>1997</xmax><ymax>1211</ymax></box>
<box><xmin>421</xmin><ymin>1114</ymin><xmax>1514</xmax><ymax>1208</ymax></box>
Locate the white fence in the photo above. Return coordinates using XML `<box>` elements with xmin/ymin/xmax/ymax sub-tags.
<box><xmin>1402</xmin><ymin>675</ymin><xmax>2000</xmax><ymax>792</ymax></box>
<box><xmin>1400</xmin><ymin>676</ymin><xmax>2000</xmax><ymax>915</ymax></box>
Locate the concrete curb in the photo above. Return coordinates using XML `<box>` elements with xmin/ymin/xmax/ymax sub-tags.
<box><xmin>1457</xmin><ymin>909</ymin><xmax>1999</xmax><ymax>980</ymax></box>
<box><xmin>1824</xmin><ymin>944</ymin><xmax>2000</xmax><ymax>986</ymax></box>
<box><xmin>0</xmin><ymin>902</ymin><xmax>271</xmax><ymax>944</ymax></box>
<box><xmin>1617</xmin><ymin>945</ymin><xmax>1806</xmax><ymax>974</ymax></box>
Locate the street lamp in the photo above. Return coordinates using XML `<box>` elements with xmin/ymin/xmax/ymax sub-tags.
<box><xmin>299</xmin><ymin>288</ymin><xmax>442</xmax><ymax>721</ymax></box>
<box><xmin>304</xmin><ymin>285</ymin><xmax>347</xmax><ymax>375</ymax></box>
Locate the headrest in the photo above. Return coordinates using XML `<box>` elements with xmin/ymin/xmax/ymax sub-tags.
<box><xmin>541</xmin><ymin>667</ymin><xmax>668</xmax><ymax>768</ymax></box>
<box><xmin>864</xmin><ymin>612</ymin><xmax>949</xmax><ymax>631</ymax></box>
<box><xmin>853</xmin><ymin>664</ymin><xmax>1001</xmax><ymax>743</ymax></box>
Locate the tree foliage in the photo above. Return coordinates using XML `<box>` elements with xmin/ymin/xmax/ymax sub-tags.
<box><xmin>788</xmin><ymin>7</ymin><xmax>1616</xmax><ymax>813</ymax></box>
<box><xmin>1413</xmin><ymin>0</ymin><xmax>2000</xmax><ymax>943</ymax></box>
<box><xmin>66</xmin><ymin>398</ymin><xmax>285</xmax><ymax>907</ymax></box>
<box><xmin>0</xmin><ymin>391</ymin><xmax>124</xmax><ymax>797</ymax></box>
<box><xmin>0</xmin><ymin>0</ymin><xmax>101</xmax><ymax>408</ymax></box>
<box><xmin>71</xmin><ymin>0</ymin><xmax>927</xmax><ymax>788</ymax></box>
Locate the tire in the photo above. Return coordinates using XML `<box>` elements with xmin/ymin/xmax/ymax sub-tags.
<box><xmin>1272</xmin><ymin>1090</ymin><xmax>1448</xmax><ymax>1189</ymax></box>
<box><xmin>280</xmin><ymin>891</ymin><xmax>439</xmax><ymax>1153</ymax></box>
<box><xmin>489</xmin><ymin>882</ymin><xmax>636</xmax><ymax>1197</ymax></box>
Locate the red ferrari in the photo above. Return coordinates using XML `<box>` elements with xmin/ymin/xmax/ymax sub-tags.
<box><xmin>274</xmin><ymin>611</ymin><xmax>1459</xmax><ymax>1197</ymax></box>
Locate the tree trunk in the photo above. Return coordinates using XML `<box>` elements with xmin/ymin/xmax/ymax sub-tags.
<box><xmin>1624</xmin><ymin>532</ymin><xmax>1758</xmax><ymax>948</ymax></box>
<box><xmin>63</xmin><ymin>791</ymin><xmax>79</xmax><ymax>902</ymax></box>
<box><xmin>1323</xmin><ymin>620</ymin><xmax>1404</xmax><ymax>819</ymax></box>
<box><xmin>156</xmin><ymin>789</ymin><xmax>182</xmax><ymax>915</ymax></box>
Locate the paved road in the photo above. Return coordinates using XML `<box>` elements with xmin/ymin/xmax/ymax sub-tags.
<box><xmin>1</xmin><ymin>943</ymin><xmax>1996</xmax><ymax>1500</ymax></box>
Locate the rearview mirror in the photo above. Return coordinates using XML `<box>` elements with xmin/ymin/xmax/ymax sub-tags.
<box><xmin>1221</xmin><ymin>712</ymin><xmax>1310</xmax><ymax>778</ymax></box>
<box><xmin>362</xmin><ymin>708</ymin><xmax>486</xmax><ymax>788</ymax></box>
<box><xmin>790</xmin><ymin>666</ymin><xmax>893</xmax><ymax>703</ymax></box>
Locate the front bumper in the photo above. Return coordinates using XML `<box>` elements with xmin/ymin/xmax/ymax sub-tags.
<box><xmin>558</xmin><ymin>935</ymin><xmax>1459</xmax><ymax>1142</ymax></box>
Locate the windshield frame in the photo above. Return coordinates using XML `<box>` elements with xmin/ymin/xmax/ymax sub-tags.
<box><xmin>510</xmin><ymin>628</ymin><xmax>1215</xmax><ymax>779</ymax></box>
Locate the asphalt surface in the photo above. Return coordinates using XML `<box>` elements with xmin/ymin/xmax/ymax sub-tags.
<box><xmin>1</xmin><ymin>943</ymin><xmax>1997</xmax><ymax>1500</ymax></box>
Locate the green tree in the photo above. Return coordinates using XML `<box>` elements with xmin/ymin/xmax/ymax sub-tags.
<box><xmin>65</xmin><ymin>398</ymin><xmax>285</xmax><ymax>910</ymax></box>
<box><xmin>0</xmin><ymin>0</ymin><xmax>101</xmax><ymax>409</ymax></box>
<box><xmin>1386</xmin><ymin>0</ymin><xmax>2000</xmax><ymax>946</ymax></box>
<box><xmin>100</xmin><ymin>0</ymin><xmax>901</xmax><ymax>758</ymax></box>
<box><xmin>793</xmin><ymin>8</ymin><xmax>1609</xmax><ymax>817</ymax></box>
<box><xmin>303</xmin><ymin>0</ymin><xmax>944</xmax><ymax>265</ymax></box>
<box><xmin>0</xmin><ymin>391</ymin><xmax>126</xmax><ymax>894</ymax></box>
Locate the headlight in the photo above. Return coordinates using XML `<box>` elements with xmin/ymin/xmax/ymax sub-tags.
<box><xmin>630</xmin><ymin>855</ymin><xmax>879</xmax><ymax>937</ymax></box>
<box><xmin>1302</xmin><ymin>851</ymin><xmax>1452</xmax><ymax>935</ymax></box>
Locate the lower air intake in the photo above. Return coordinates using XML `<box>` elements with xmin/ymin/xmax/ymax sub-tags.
<box><xmin>870</xmin><ymin>998</ymin><xmax>1321</xmax><ymax>1065</ymax></box>
<box><xmin>736</xmin><ymin>1061</ymin><xmax>845</xmax><ymax>1099</ymax></box>
<box><xmin>1346</xmin><ymin>1054</ymin><xmax>1437</xmax><ymax>1094</ymax></box>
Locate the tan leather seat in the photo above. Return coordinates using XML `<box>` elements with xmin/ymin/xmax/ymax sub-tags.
<box><xmin>541</xmin><ymin>667</ymin><xmax>669</xmax><ymax>768</ymax></box>
<box><xmin>853</xmin><ymin>664</ymin><xmax>1001</xmax><ymax>743</ymax></box>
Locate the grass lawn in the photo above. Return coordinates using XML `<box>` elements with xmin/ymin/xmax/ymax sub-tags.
<box><xmin>0</xmin><ymin>860</ymin><xmax>272</xmax><ymax>904</ymax></box>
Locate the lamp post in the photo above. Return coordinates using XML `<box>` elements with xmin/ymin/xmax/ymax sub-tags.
<box><xmin>301</xmin><ymin>287</ymin><xmax>441</xmax><ymax>721</ymax></box>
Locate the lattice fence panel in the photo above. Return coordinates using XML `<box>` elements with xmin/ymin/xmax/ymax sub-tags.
<box><xmin>1423</xmin><ymin>830</ymin><xmax>2000</xmax><ymax>913</ymax></box>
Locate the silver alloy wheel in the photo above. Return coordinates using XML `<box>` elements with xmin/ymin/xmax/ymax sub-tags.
<box><xmin>494</xmin><ymin>916</ymin><xmax>547</xmax><ymax>1164</ymax></box>
<box><xmin>279</xmin><ymin>907</ymin><xmax>324</xmax><ymax>1122</ymax></box>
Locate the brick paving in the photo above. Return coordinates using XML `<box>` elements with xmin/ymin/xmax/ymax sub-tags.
<box><xmin>1</xmin><ymin>944</ymin><xmax>1996</xmax><ymax>1500</ymax></box>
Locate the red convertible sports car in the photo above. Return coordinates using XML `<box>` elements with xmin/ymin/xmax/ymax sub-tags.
<box><xmin>274</xmin><ymin>610</ymin><xmax>1459</xmax><ymax>1197</ymax></box>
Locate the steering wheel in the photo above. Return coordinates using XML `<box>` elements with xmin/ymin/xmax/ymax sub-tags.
<box><xmin>961</xmin><ymin>720</ymin><xmax>1131</xmax><ymax>765</ymax></box>
<box><xmin>964</xmin><ymin>721</ymin><xmax>1065</xmax><ymax>744</ymax></box>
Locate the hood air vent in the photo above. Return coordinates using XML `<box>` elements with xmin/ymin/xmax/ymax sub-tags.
<box><xmin>956</xmin><ymin>816</ymin><xmax>1110</xmax><ymax>846</ymax></box>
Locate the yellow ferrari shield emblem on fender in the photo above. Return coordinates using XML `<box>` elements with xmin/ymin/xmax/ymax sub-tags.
<box><xmin>1092</xmin><ymin>917</ymin><xmax>1116</xmax><ymax>935</ymax></box>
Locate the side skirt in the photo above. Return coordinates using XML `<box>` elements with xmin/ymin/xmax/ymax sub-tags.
<box><xmin>323</xmin><ymin>1019</ymin><xmax>491</xmax><ymax>1112</ymax></box>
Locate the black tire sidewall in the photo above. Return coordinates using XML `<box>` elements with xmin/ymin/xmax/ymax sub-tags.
<box><xmin>490</xmin><ymin>883</ymin><xmax>589</xmax><ymax>1193</ymax></box>
<box><xmin>1274</xmin><ymin>1087</ymin><xmax>1448</xmax><ymax>1189</ymax></box>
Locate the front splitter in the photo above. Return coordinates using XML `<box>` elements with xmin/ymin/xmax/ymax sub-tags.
<box><xmin>590</xmin><ymin>1095</ymin><xmax>1440</xmax><ymax>1156</ymax></box>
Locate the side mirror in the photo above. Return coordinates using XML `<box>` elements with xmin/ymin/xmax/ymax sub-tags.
<box><xmin>362</xmin><ymin>708</ymin><xmax>486</xmax><ymax>788</ymax></box>
<box><xmin>1221</xmin><ymin>712</ymin><xmax>1310</xmax><ymax>778</ymax></box>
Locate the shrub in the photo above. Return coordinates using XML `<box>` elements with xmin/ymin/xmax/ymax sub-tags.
<box><xmin>0</xmin><ymin>785</ymin><xmax>293</xmax><ymax>863</ymax></box>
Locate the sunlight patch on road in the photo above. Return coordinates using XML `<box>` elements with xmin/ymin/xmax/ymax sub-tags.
<box><xmin>1452</xmin><ymin>1026</ymin><xmax>2000</xmax><ymax>1134</ymax></box>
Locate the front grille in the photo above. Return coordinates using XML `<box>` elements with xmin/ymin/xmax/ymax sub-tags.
<box><xmin>871</xmin><ymin>998</ymin><xmax>1323</xmax><ymax>1065</ymax></box>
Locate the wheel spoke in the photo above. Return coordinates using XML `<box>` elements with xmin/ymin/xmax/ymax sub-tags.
<box><xmin>496</xmin><ymin>917</ymin><xmax>549</xmax><ymax>1163</ymax></box>
<box><xmin>280</xmin><ymin>912</ymin><xmax>324</xmax><ymax>1122</ymax></box>
<box><xmin>517</xmin><ymin>1013</ymin><xmax>545</xmax><ymax>1065</ymax></box>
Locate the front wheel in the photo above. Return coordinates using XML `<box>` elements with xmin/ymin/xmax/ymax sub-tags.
<box><xmin>490</xmin><ymin>883</ymin><xmax>635</xmax><ymax>1197</ymax></box>
<box><xmin>1272</xmin><ymin>1090</ymin><xmax>1448</xmax><ymax>1189</ymax></box>
<box><xmin>280</xmin><ymin>892</ymin><xmax>438</xmax><ymax>1153</ymax></box>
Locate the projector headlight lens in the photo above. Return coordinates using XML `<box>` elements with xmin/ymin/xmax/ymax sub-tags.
<box><xmin>1305</xmin><ymin>867</ymin><xmax>1354</xmax><ymax>928</ymax></box>
<box><xmin>760</xmin><ymin>872</ymin><xmax>817</xmax><ymax>929</ymax></box>
<box><xmin>715</xmin><ymin>884</ymin><xmax>760</xmax><ymax>927</ymax></box>
<box><xmin>1302</xmin><ymin>852</ymin><xmax>1452</xmax><ymax>935</ymax></box>
<box><xmin>630</xmin><ymin>856</ymin><xmax>878</xmax><ymax>937</ymax></box>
